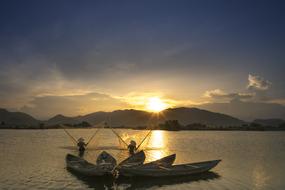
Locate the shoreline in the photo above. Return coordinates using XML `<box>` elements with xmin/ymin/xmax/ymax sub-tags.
<box><xmin>1</xmin><ymin>126</ymin><xmax>285</xmax><ymax>131</ymax></box>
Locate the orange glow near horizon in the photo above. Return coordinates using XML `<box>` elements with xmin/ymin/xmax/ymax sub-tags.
<box><xmin>146</xmin><ymin>97</ymin><xmax>168</xmax><ymax>112</ymax></box>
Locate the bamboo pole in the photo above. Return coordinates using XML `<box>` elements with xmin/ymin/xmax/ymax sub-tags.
<box><xmin>136</xmin><ymin>130</ymin><xmax>152</xmax><ymax>150</ymax></box>
<box><xmin>62</xmin><ymin>126</ymin><xmax>78</xmax><ymax>145</ymax></box>
<box><xmin>86</xmin><ymin>128</ymin><xmax>101</xmax><ymax>147</ymax></box>
<box><xmin>107</xmin><ymin>125</ymin><xmax>129</xmax><ymax>148</ymax></box>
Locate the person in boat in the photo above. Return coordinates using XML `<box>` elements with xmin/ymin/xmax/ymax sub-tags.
<box><xmin>97</xmin><ymin>151</ymin><xmax>109</xmax><ymax>164</ymax></box>
<box><xmin>77</xmin><ymin>137</ymin><xmax>87</xmax><ymax>153</ymax></box>
<box><xmin>128</xmin><ymin>140</ymin><xmax>137</xmax><ymax>155</ymax></box>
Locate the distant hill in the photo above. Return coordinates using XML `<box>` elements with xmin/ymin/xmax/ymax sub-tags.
<box><xmin>0</xmin><ymin>107</ymin><xmax>247</xmax><ymax>128</ymax></box>
<box><xmin>198</xmin><ymin>100</ymin><xmax>285</xmax><ymax>121</ymax></box>
<box><xmin>161</xmin><ymin>107</ymin><xmax>245</xmax><ymax>126</ymax></box>
<box><xmin>45</xmin><ymin>107</ymin><xmax>245</xmax><ymax>127</ymax></box>
<box><xmin>253</xmin><ymin>119</ymin><xmax>285</xmax><ymax>127</ymax></box>
<box><xmin>81</xmin><ymin>110</ymin><xmax>152</xmax><ymax>127</ymax></box>
<box><xmin>0</xmin><ymin>108</ymin><xmax>40</xmax><ymax>127</ymax></box>
<box><xmin>47</xmin><ymin>114</ymin><xmax>80</xmax><ymax>125</ymax></box>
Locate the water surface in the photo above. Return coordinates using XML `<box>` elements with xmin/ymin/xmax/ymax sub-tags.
<box><xmin>0</xmin><ymin>129</ymin><xmax>284</xmax><ymax>190</ymax></box>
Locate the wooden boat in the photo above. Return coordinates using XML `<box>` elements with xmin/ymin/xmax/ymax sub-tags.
<box><xmin>66</xmin><ymin>151</ymin><xmax>117</xmax><ymax>176</ymax></box>
<box><xmin>117</xmin><ymin>154</ymin><xmax>175</xmax><ymax>176</ymax></box>
<box><xmin>118</xmin><ymin>159</ymin><xmax>221</xmax><ymax>177</ymax></box>
<box><xmin>139</xmin><ymin>154</ymin><xmax>176</xmax><ymax>168</ymax></box>
<box><xmin>117</xmin><ymin>150</ymin><xmax>146</xmax><ymax>168</ymax></box>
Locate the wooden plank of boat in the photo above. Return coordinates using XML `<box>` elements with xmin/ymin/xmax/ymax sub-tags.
<box><xmin>117</xmin><ymin>150</ymin><xmax>146</xmax><ymax>168</ymax></box>
<box><xmin>123</xmin><ymin>153</ymin><xmax>176</xmax><ymax>171</ymax></box>
<box><xmin>138</xmin><ymin>154</ymin><xmax>176</xmax><ymax>168</ymax></box>
<box><xmin>158</xmin><ymin>166</ymin><xmax>172</xmax><ymax>170</ymax></box>
<box><xmin>118</xmin><ymin>159</ymin><xmax>221</xmax><ymax>177</ymax></box>
<box><xmin>66</xmin><ymin>151</ymin><xmax>117</xmax><ymax>177</ymax></box>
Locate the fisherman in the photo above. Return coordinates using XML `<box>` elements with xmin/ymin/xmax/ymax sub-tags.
<box><xmin>77</xmin><ymin>137</ymin><xmax>87</xmax><ymax>155</ymax></box>
<box><xmin>128</xmin><ymin>140</ymin><xmax>137</xmax><ymax>155</ymax></box>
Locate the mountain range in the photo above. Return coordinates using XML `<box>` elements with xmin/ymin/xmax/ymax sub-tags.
<box><xmin>1</xmin><ymin>106</ymin><xmax>285</xmax><ymax>129</ymax></box>
<box><xmin>0</xmin><ymin>107</ymin><xmax>246</xmax><ymax>128</ymax></box>
<box><xmin>198</xmin><ymin>100</ymin><xmax>285</xmax><ymax>121</ymax></box>
<box><xmin>0</xmin><ymin>108</ymin><xmax>39</xmax><ymax>126</ymax></box>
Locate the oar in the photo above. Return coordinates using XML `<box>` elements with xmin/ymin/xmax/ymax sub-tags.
<box><xmin>136</xmin><ymin>130</ymin><xmax>152</xmax><ymax>150</ymax></box>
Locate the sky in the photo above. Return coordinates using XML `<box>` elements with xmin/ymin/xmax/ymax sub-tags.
<box><xmin>0</xmin><ymin>0</ymin><xmax>285</xmax><ymax>120</ymax></box>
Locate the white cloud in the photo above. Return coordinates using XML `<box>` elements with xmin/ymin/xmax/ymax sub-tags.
<box><xmin>204</xmin><ymin>89</ymin><xmax>226</xmax><ymax>98</ymax></box>
<box><xmin>266</xmin><ymin>98</ymin><xmax>285</xmax><ymax>105</ymax></box>
<box><xmin>247</xmin><ymin>74</ymin><xmax>271</xmax><ymax>90</ymax></box>
<box><xmin>204</xmin><ymin>89</ymin><xmax>254</xmax><ymax>100</ymax></box>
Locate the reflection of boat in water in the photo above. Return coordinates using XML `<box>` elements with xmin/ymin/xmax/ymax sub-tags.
<box><xmin>119</xmin><ymin>159</ymin><xmax>221</xmax><ymax>177</ymax></box>
<box><xmin>70</xmin><ymin>171</ymin><xmax>220</xmax><ymax>190</ymax></box>
<box><xmin>116</xmin><ymin>172</ymin><xmax>221</xmax><ymax>189</ymax></box>
<box><xmin>66</xmin><ymin>173</ymin><xmax>114</xmax><ymax>190</ymax></box>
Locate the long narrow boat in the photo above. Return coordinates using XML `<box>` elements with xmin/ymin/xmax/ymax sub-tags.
<box><xmin>117</xmin><ymin>150</ymin><xmax>146</xmax><ymax>168</ymax></box>
<box><xmin>119</xmin><ymin>153</ymin><xmax>176</xmax><ymax>170</ymax></box>
<box><xmin>118</xmin><ymin>159</ymin><xmax>221</xmax><ymax>177</ymax></box>
<box><xmin>139</xmin><ymin>154</ymin><xmax>176</xmax><ymax>168</ymax></box>
<box><xmin>66</xmin><ymin>151</ymin><xmax>117</xmax><ymax>176</ymax></box>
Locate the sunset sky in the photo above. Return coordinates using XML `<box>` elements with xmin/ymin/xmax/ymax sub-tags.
<box><xmin>0</xmin><ymin>0</ymin><xmax>285</xmax><ymax>119</ymax></box>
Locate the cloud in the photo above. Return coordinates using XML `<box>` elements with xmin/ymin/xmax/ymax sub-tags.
<box><xmin>0</xmin><ymin>60</ymin><xmax>103</xmax><ymax>109</ymax></box>
<box><xmin>265</xmin><ymin>98</ymin><xmax>285</xmax><ymax>105</ymax></box>
<box><xmin>204</xmin><ymin>74</ymin><xmax>273</xmax><ymax>104</ymax></box>
<box><xmin>247</xmin><ymin>74</ymin><xmax>271</xmax><ymax>90</ymax></box>
<box><xmin>204</xmin><ymin>89</ymin><xmax>226</xmax><ymax>98</ymax></box>
<box><xmin>204</xmin><ymin>89</ymin><xmax>254</xmax><ymax>101</ymax></box>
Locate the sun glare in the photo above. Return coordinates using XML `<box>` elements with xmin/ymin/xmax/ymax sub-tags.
<box><xmin>146</xmin><ymin>97</ymin><xmax>167</xmax><ymax>112</ymax></box>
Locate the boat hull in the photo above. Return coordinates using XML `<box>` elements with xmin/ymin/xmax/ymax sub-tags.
<box><xmin>119</xmin><ymin>159</ymin><xmax>221</xmax><ymax>177</ymax></box>
<box><xmin>117</xmin><ymin>150</ymin><xmax>146</xmax><ymax>168</ymax></box>
<box><xmin>66</xmin><ymin>152</ymin><xmax>116</xmax><ymax>177</ymax></box>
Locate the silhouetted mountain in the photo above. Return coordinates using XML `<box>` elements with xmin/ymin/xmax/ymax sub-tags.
<box><xmin>0</xmin><ymin>108</ymin><xmax>39</xmax><ymax>126</ymax></box>
<box><xmin>0</xmin><ymin>107</ymin><xmax>250</xmax><ymax>128</ymax></box>
<box><xmin>161</xmin><ymin>107</ymin><xmax>245</xmax><ymax>126</ymax></box>
<box><xmin>47</xmin><ymin>109</ymin><xmax>156</xmax><ymax>127</ymax></box>
<box><xmin>198</xmin><ymin>100</ymin><xmax>285</xmax><ymax>121</ymax></box>
<box><xmin>253</xmin><ymin>119</ymin><xmax>285</xmax><ymax>127</ymax></box>
<box><xmin>47</xmin><ymin>114</ymin><xmax>80</xmax><ymax>125</ymax></box>
<box><xmin>45</xmin><ymin>107</ymin><xmax>245</xmax><ymax>127</ymax></box>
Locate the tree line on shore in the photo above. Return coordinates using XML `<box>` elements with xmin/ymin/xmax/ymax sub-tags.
<box><xmin>1</xmin><ymin>120</ymin><xmax>285</xmax><ymax>131</ymax></box>
<box><xmin>154</xmin><ymin>120</ymin><xmax>285</xmax><ymax>131</ymax></box>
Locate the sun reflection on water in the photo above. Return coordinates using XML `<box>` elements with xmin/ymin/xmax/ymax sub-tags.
<box><xmin>147</xmin><ymin>130</ymin><xmax>166</xmax><ymax>160</ymax></box>
<box><xmin>149</xmin><ymin>130</ymin><xmax>165</xmax><ymax>148</ymax></box>
<box><xmin>252</xmin><ymin>163</ymin><xmax>270</xmax><ymax>190</ymax></box>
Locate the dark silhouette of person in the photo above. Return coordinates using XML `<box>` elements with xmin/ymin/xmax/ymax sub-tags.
<box><xmin>77</xmin><ymin>137</ymin><xmax>87</xmax><ymax>157</ymax></box>
<box><xmin>128</xmin><ymin>140</ymin><xmax>137</xmax><ymax>155</ymax></box>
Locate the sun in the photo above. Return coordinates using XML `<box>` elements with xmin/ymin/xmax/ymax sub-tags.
<box><xmin>146</xmin><ymin>97</ymin><xmax>167</xmax><ymax>112</ymax></box>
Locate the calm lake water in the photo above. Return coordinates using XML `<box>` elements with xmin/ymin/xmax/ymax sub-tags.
<box><xmin>0</xmin><ymin>129</ymin><xmax>284</xmax><ymax>190</ymax></box>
